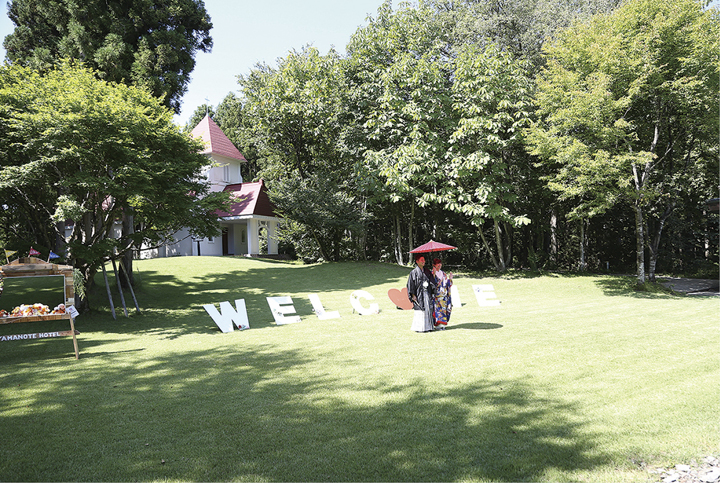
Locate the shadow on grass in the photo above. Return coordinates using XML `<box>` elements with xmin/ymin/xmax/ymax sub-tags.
<box><xmin>594</xmin><ymin>276</ymin><xmax>682</xmax><ymax>299</ymax></box>
<box><xmin>457</xmin><ymin>268</ymin><xmax>594</xmax><ymax>280</ymax></box>
<box><xmin>451</xmin><ymin>322</ymin><xmax>503</xmax><ymax>330</ymax></box>
<box><xmin>0</xmin><ymin>322</ymin><xmax>142</xmax><ymax>362</ymax></box>
<box><xmin>83</xmin><ymin>260</ymin><xmax>414</xmax><ymax>336</ymax></box>
<box><xmin>0</xmin><ymin>346</ymin><xmax>608</xmax><ymax>482</ymax></box>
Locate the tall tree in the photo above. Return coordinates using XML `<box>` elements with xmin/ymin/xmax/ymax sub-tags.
<box><xmin>0</xmin><ymin>62</ymin><xmax>229</xmax><ymax>309</ymax></box>
<box><xmin>527</xmin><ymin>0</ymin><xmax>719</xmax><ymax>283</ymax></box>
<box><xmin>239</xmin><ymin>47</ymin><xmax>345</xmax><ymax>180</ymax></box>
<box><xmin>427</xmin><ymin>43</ymin><xmax>534</xmax><ymax>271</ymax></box>
<box><xmin>214</xmin><ymin>92</ymin><xmax>261</xmax><ymax>182</ymax></box>
<box><xmin>345</xmin><ymin>1</ymin><xmax>456</xmax><ymax>263</ymax></box>
<box><xmin>238</xmin><ymin>47</ymin><xmax>365</xmax><ymax>261</ymax></box>
<box><xmin>427</xmin><ymin>0</ymin><xmax>624</xmax><ymax>271</ymax></box>
<box><xmin>428</xmin><ymin>0</ymin><xmax>622</xmax><ymax>72</ymax></box>
<box><xmin>3</xmin><ymin>0</ymin><xmax>213</xmax><ymax>113</ymax></box>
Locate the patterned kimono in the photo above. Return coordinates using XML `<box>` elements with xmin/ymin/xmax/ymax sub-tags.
<box><xmin>433</xmin><ymin>269</ymin><xmax>452</xmax><ymax>328</ymax></box>
<box><xmin>407</xmin><ymin>264</ymin><xmax>435</xmax><ymax>332</ymax></box>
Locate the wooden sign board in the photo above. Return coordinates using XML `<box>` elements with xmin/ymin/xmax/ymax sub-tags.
<box><xmin>0</xmin><ymin>257</ymin><xmax>79</xmax><ymax>359</ymax></box>
<box><xmin>0</xmin><ymin>329</ymin><xmax>79</xmax><ymax>342</ymax></box>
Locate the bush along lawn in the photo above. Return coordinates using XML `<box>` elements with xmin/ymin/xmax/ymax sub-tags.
<box><xmin>0</xmin><ymin>256</ymin><xmax>717</xmax><ymax>482</ymax></box>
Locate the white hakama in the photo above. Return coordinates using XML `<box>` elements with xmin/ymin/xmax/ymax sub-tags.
<box><xmin>411</xmin><ymin>309</ymin><xmax>433</xmax><ymax>332</ymax></box>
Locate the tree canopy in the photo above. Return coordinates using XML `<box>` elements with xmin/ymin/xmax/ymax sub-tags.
<box><xmin>236</xmin><ymin>47</ymin><xmax>367</xmax><ymax>261</ymax></box>
<box><xmin>3</xmin><ymin>0</ymin><xmax>213</xmax><ymax>113</ymax></box>
<box><xmin>196</xmin><ymin>0</ymin><xmax>716</xmax><ymax>276</ymax></box>
<box><xmin>4</xmin><ymin>0</ymin><xmax>716</xmax><ymax>284</ymax></box>
<box><xmin>0</xmin><ymin>62</ymin><xmax>229</xmax><ymax>308</ymax></box>
<box><xmin>527</xmin><ymin>0</ymin><xmax>720</xmax><ymax>282</ymax></box>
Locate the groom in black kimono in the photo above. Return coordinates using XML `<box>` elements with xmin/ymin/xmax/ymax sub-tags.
<box><xmin>407</xmin><ymin>254</ymin><xmax>436</xmax><ymax>332</ymax></box>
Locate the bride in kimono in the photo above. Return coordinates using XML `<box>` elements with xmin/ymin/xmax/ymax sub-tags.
<box><xmin>407</xmin><ymin>254</ymin><xmax>436</xmax><ymax>332</ymax></box>
<box><xmin>431</xmin><ymin>258</ymin><xmax>452</xmax><ymax>330</ymax></box>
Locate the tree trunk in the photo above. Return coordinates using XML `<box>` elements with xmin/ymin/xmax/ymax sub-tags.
<box><xmin>646</xmin><ymin>203</ymin><xmax>675</xmax><ymax>283</ymax></box>
<box><xmin>494</xmin><ymin>219</ymin><xmax>507</xmax><ymax>271</ymax></box>
<box><xmin>550</xmin><ymin>209</ymin><xmax>558</xmax><ymax>267</ymax></box>
<box><xmin>358</xmin><ymin>230</ymin><xmax>367</xmax><ymax>261</ymax></box>
<box><xmin>75</xmin><ymin>265</ymin><xmax>94</xmax><ymax>313</ymax></box>
<box><xmin>55</xmin><ymin>220</ymin><xmax>66</xmax><ymax>256</ymax></box>
<box><xmin>121</xmin><ymin>212</ymin><xmax>134</xmax><ymax>287</ymax></box>
<box><xmin>83</xmin><ymin>211</ymin><xmax>94</xmax><ymax>245</ymax></box>
<box><xmin>394</xmin><ymin>214</ymin><xmax>405</xmax><ymax>266</ymax></box>
<box><xmin>332</xmin><ymin>228</ymin><xmax>340</xmax><ymax>262</ymax></box>
<box><xmin>311</xmin><ymin>228</ymin><xmax>329</xmax><ymax>261</ymax></box>
<box><xmin>359</xmin><ymin>198</ymin><xmax>368</xmax><ymax>261</ymax></box>
<box><xmin>431</xmin><ymin>186</ymin><xmax>438</xmax><ymax>240</ymax></box>
<box><xmin>503</xmin><ymin>221</ymin><xmax>512</xmax><ymax>269</ymax></box>
<box><xmin>407</xmin><ymin>202</ymin><xmax>415</xmax><ymax>257</ymax></box>
<box><xmin>54</xmin><ymin>187</ymin><xmax>67</xmax><ymax>257</ymax></box>
<box><xmin>579</xmin><ymin>219</ymin><xmax>587</xmax><ymax>271</ymax></box>
<box><xmin>632</xmin><ymin>157</ymin><xmax>654</xmax><ymax>285</ymax></box>
<box><xmin>633</xmin><ymin>202</ymin><xmax>646</xmax><ymax>284</ymax></box>
<box><xmin>535</xmin><ymin>222</ymin><xmax>545</xmax><ymax>269</ymax></box>
<box><xmin>479</xmin><ymin>225</ymin><xmax>501</xmax><ymax>270</ymax></box>
<box><xmin>704</xmin><ymin>209</ymin><xmax>710</xmax><ymax>260</ymax></box>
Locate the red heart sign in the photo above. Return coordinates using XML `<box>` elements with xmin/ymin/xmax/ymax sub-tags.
<box><xmin>388</xmin><ymin>287</ymin><xmax>413</xmax><ymax>310</ymax></box>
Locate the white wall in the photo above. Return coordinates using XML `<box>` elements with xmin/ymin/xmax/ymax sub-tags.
<box><xmin>232</xmin><ymin>223</ymin><xmax>248</xmax><ymax>255</ymax></box>
<box><xmin>198</xmin><ymin>234</ymin><xmax>222</xmax><ymax>256</ymax></box>
<box><xmin>205</xmin><ymin>154</ymin><xmax>244</xmax><ymax>193</ymax></box>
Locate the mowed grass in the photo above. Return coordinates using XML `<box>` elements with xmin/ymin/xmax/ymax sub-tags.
<box><xmin>0</xmin><ymin>256</ymin><xmax>717</xmax><ymax>482</ymax></box>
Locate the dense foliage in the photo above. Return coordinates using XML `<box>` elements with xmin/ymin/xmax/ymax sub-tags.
<box><xmin>209</xmin><ymin>0</ymin><xmax>717</xmax><ymax>278</ymax></box>
<box><xmin>3</xmin><ymin>0</ymin><xmax>213</xmax><ymax>113</ymax></box>
<box><xmin>528</xmin><ymin>0</ymin><xmax>720</xmax><ymax>282</ymax></box>
<box><xmin>0</xmin><ymin>62</ymin><xmax>229</xmax><ymax>309</ymax></box>
<box><xmin>2</xmin><ymin>0</ymin><xmax>716</xmax><ymax>284</ymax></box>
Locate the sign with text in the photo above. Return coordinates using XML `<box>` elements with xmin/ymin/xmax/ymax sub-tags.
<box><xmin>203</xmin><ymin>299</ymin><xmax>249</xmax><ymax>332</ymax></box>
<box><xmin>0</xmin><ymin>329</ymin><xmax>79</xmax><ymax>342</ymax></box>
<box><xmin>67</xmin><ymin>305</ymin><xmax>80</xmax><ymax>318</ymax></box>
<box><xmin>308</xmin><ymin>294</ymin><xmax>340</xmax><ymax>320</ymax></box>
<box><xmin>266</xmin><ymin>296</ymin><xmax>301</xmax><ymax>325</ymax></box>
<box><xmin>450</xmin><ymin>285</ymin><xmax>462</xmax><ymax>307</ymax></box>
<box><xmin>350</xmin><ymin>290</ymin><xmax>380</xmax><ymax>315</ymax></box>
<box><xmin>201</xmin><ymin>284</ymin><xmax>497</xmax><ymax>332</ymax></box>
<box><xmin>472</xmin><ymin>285</ymin><xmax>501</xmax><ymax>306</ymax></box>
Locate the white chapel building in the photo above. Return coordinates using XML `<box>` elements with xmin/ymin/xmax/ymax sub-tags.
<box><xmin>138</xmin><ymin>115</ymin><xmax>281</xmax><ymax>259</ymax></box>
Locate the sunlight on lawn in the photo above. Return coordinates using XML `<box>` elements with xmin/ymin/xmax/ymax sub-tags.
<box><xmin>0</xmin><ymin>257</ymin><xmax>717</xmax><ymax>482</ymax></box>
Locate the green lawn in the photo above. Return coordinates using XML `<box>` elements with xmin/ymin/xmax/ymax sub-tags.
<box><xmin>0</xmin><ymin>256</ymin><xmax>717</xmax><ymax>482</ymax></box>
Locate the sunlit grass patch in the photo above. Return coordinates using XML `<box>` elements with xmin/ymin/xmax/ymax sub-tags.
<box><xmin>0</xmin><ymin>257</ymin><xmax>716</xmax><ymax>482</ymax></box>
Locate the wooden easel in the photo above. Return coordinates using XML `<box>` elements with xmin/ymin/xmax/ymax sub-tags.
<box><xmin>0</xmin><ymin>257</ymin><xmax>80</xmax><ymax>359</ymax></box>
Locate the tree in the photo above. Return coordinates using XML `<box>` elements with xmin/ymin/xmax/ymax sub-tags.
<box><xmin>345</xmin><ymin>1</ymin><xmax>456</xmax><ymax>263</ymax></box>
<box><xmin>527</xmin><ymin>0</ymin><xmax>719</xmax><ymax>283</ymax></box>
<box><xmin>3</xmin><ymin>0</ymin><xmax>213</xmax><ymax>113</ymax></box>
<box><xmin>268</xmin><ymin>174</ymin><xmax>369</xmax><ymax>262</ymax></box>
<box><xmin>424</xmin><ymin>0</ymin><xmax>625</xmax><ymax>271</ymax></box>
<box><xmin>239</xmin><ymin>47</ymin><xmax>346</xmax><ymax>180</ymax></box>
<box><xmin>427</xmin><ymin>43</ymin><xmax>534</xmax><ymax>271</ymax></box>
<box><xmin>237</xmin><ymin>47</ymin><xmax>365</xmax><ymax>261</ymax></box>
<box><xmin>0</xmin><ymin>62</ymin><xmax>229</xmax><ymax>309</ymax></box>
<box><xmin>214</xmin><ymin>92</ymin><xmax>261</xmax><ymax>182</ymax></box>
<box><xmin>428</xmin><ymin>0</ymin><xmax>622</xmax><ymax>72</ymax></box>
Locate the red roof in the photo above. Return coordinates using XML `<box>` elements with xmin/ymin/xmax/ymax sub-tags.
<box><xmin>216</xmin><ymin>180</ymin><xmax>279</xmax><ymax>218</ymax></box>
<box><xmin>190</xmin><ymin>114</ymin><xmax>246</xmax><ymax>162</ymax></box>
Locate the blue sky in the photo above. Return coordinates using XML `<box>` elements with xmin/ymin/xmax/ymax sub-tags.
<box><xmin>0</xmin><ymin>0</ymin><xmax>386</xmax><ymax>126</ymax></box>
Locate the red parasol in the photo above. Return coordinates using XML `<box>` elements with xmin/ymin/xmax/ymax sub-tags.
<box><xmin>410</xmin><ymin>239</ymin><xmax>457</xmax><ymax>253</ymax></box>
